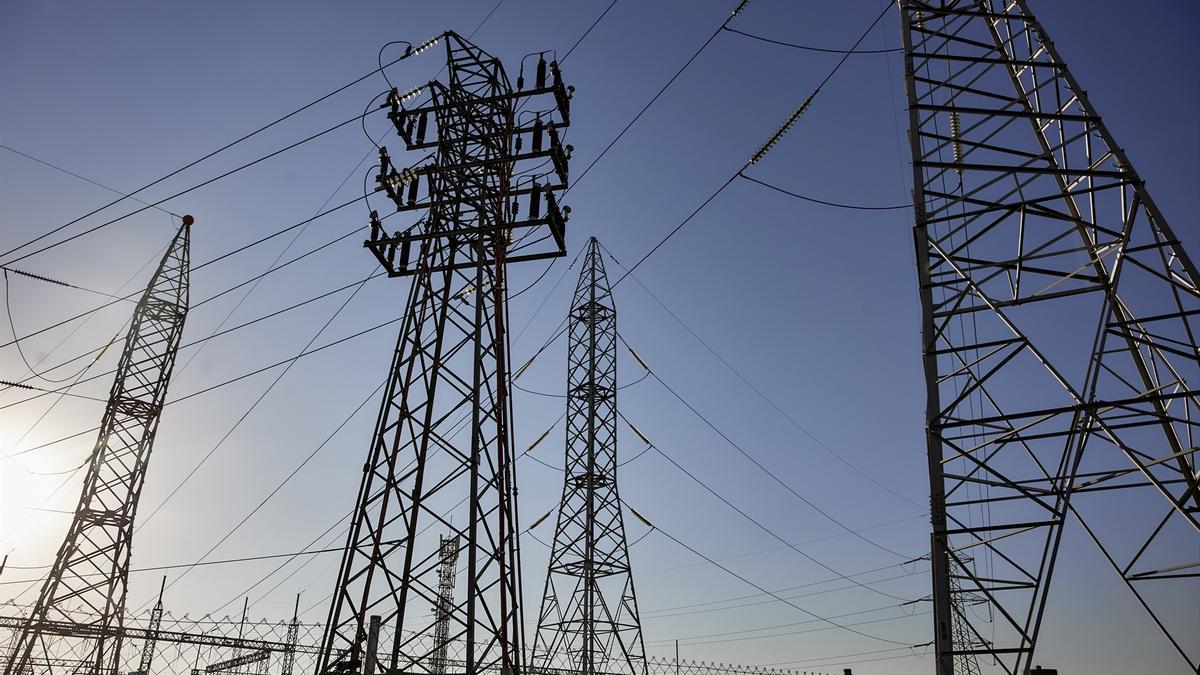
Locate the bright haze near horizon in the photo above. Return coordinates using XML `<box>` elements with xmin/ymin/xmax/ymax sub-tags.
<box><xmin>1</xmin><ymin>1</ymin><xmax>1197</xmax><ymax>674</ymax></box>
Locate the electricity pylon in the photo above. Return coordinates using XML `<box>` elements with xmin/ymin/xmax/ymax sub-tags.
<box><xmin>532</xmin><ymin>238</ymin><xmax>647</xmax><ymax>675</ymax></box>
<box><xmin>899</xmin><ymin>2</ymin><xmax>1200</xmax><ymax>673</ymax></box>
<box><xmin>5</xmin><ymin>217</ymin><xmax>192</xmax><ymax>675</ymax></box>
<box><xmin>136</xmin><ymin>577</ymin><xmax>167</xmax><ymax>675</ymax></box>
<box><xmin>430</xmin><ymin>536</ymin><xmax>461</xmax><ymax>675</ymax></box>
<box><xmin>315</xmin><ymin>32</ymin><xmax>572</xmax><ymax>675</ymax></box>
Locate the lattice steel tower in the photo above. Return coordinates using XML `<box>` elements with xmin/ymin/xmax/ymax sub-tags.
<box><xmin>5</xmin><ymin>217</ymin><xmax>192</xmax><ymax>675</ymax></box>
<box><xmin>532</xmin><ymin>238</ymin><xmax>647</xmax><ymax>675</ymax></box>
<box><xmin>430</xmin><ymin>536</ymin><xmax>461</xmax><ymax>675</ymax></box>
<box><xmin>315</xmin><ymin>31</ymin><xmax>571</xmax><ymax>675</ymax></box>
<box><xmin>899</xmin><ymin>2</ymin><xmax>1199</xmax><ymax>673</ymax></box>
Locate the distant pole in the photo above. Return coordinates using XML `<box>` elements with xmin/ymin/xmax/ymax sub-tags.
<box><xmin>675</xmin><ymin>640</ymin><xmax>679</xmax><ymax>675</ymax></box>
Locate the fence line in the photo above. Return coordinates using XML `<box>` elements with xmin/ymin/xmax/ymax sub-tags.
<box><xmin>0</xmin><ymin>603</ymin><xmax>840</xmax><ymax>675</ymax></box>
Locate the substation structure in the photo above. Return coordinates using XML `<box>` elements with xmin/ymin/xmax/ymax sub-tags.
<box><xmin>899</xmin><ymin>1</ymin><xmax>1199</xmax><ymax>674</ymax></box>
<box><xmin>531</xmin><ymin>239</ymin><xmax>647</xmax><ymax>675</ymax></box>
<box><xmin>0</xmin><ymin>603</ymin><xmax>824</xmax><ymax>675</ymax></box>
<box><xmin>4</xmin><ymin>218</ymin><xmax>193</xmax><ymax>675</ymax></box>
<box><xmin>5</xmin><ymin>1</ymin><xmax>1199</xmax><ymax>674</ymax></box>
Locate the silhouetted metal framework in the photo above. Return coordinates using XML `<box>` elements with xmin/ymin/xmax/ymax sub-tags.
<box><xmin>431</xmin><ymin>536</ymin><xmax>461</xmax><ymax>675</ymax></box>
<box><xmin>899</xmin><ymin>2</ymin><xmax>1200</xmax><ymax>673</ymax></box>
<box><xmin>137</xmin><ymin>578</ymin><xmax>167</xmax><ymax>675</ymax></box>
<box><xmin>946</xmin><ymin>573</ymin><xmax>982</xmax><ymax>675</ymax></box>
<box><xmin>531</xmin><ymin>238</ymin><xmax>647</xmax><ymax>675</ymax></box>
<box><xmin>4</xmin><ymin>218</ymin><xmax>192</xmax><ymax>675</ymax></box>
<box><xmin>315</xmin><ymin>31</ymin><xmax>572</xmax><ymax>675</ymax></box>
<box><xmin>0</xmin><ymin>605</ymin><xmax>812</xmax><ymax>675</ymax></box>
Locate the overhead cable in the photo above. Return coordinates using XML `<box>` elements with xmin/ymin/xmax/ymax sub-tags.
<box><xmin>0</xmin><ymin>44</ymin><xmax>437</xmax><ymax>263</ymax></box>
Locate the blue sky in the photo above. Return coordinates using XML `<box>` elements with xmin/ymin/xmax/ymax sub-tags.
<box><xmin>2</xmin><ymin>1</ymin><xmax>1197</xmax><ymax>673</ymax></box>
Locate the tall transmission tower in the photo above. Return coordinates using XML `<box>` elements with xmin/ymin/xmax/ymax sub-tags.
<box><xmin>315</xmin><ymin>32</ymin><xmax>572</xmax><ymax>675</ymax></box>
<box><xmin>947</xmin><ymin>570</ymin><xmax>983</xmax><ymax>675</ymax></box>
<box><xmin>5</xmin><ymin>217</ymin><xmax>193</xmax><ymax>675</ymax></box>
<box><xmin>899</xmin><ymin>2</ymin><xmax>1199</xmax><ymax>673</ymax></box>
<box><xmin>531</xmin><ymin>238</ymin><xmax>647</xmax><ymax>675</ymax></box>
<box><xmin>430</xmin><ymin>536</ymin><xmax>461</xmax><ymax>675</ymax></box>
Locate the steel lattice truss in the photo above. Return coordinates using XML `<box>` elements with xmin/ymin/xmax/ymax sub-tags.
<box><xmin>431</xmin><ymin>536</ymin><xmax>461</xmax><ymax>675</ymax></box>
<box><xmin>532</xmin><ymin>239</ymin><xmax>647</xmax><ymax>675</ymax></box>
<box><xmin>315</xmin><ymin>32</ymin><xmax>571</xmax><ymax>675</ymax></box>
<box><xmin>899</xmin><ymin>1</ymin><xmax>1200</xmax><ymax>673</ymax></box>
<box><xmin>4</xmin><ymin>221</ymin><xmax>191</xmax><ymax>675</ymax></box>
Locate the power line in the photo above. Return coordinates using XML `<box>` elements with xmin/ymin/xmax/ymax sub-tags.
<box><xmin>597</xmin><ymin>242</ymin><xmax>923</xmax><ymax>508</ymax></box>
<box><xmin>636</xmin><ymin>511</ymin><xmax>926</xmax><ymax>581</ymax></box>
<box><xmin>630</xmin><ymin>502</ymin><xmax>916</xmax><ymax>647</ymax></box>
<box><xmin>0</xmin><ymin>546</ymin><xmax>346</xmax><ymax>586</ymax></box>
<box><xmin>566</xmin><ymin>0</ymin><xmax>747</xmax><ymax>193</ymax></box>
<box><xmin>622</xmin><ymin>409</ymin><xmax>915</xmax><ymax>602</ymax></box>
<box><xmin>134</xmin><ymin>269</ymin><xmax>379</xmax><ymax>530</ymax></box>
<box><xmin>2</xmin><ymin>108</ymin><xmax>386</xmax><ymax>267</ymax></box>
<box><xmin>6</xmin><ymin>311</ymin><xmax>404</xmax><ymax>459</ymax></box>
<box><xmin>610</xmin><ymin>1</ymin><xmax>895</xmax><ymax>284</ymax></box>
<box><xmin>200</xmin><ymin>282</ymin><xmax>575</xmax><ymax>615</ymax></box>
<box><xmin>618</xmin><ymin>331</ymin><xmax>914</xmax><ymax>560</ymax></box>
<box><xmin>739</xmin><ymin>173</ymin><xmax>910</xmax><ymax>210</ymax></box>
<box><xmin>0</xmin><ymin>379</ymin><xmax>104</xmax><ymax>404</ymax></box>
<box><xmin>468</xmin><ymin>0</ymin><xmax>507</xmax><ymax>38</ymax></box>
<box><xmin>752</xmin><ymin>644</ymin><xmax>931</xmax><ymax>670</ymax></box>
<box><xmin>0</xmin><ymin>143</ymin><xmax>180</xmax><ymax>217</ymax></box>
<box><xmin>723</xmin><ymin>26</ymin><xmax>901</xmax><ymax>54</ymax></box>
<box><xmin>561</xmin><ymin>0</ymin><xmax>620</xmax><ymax>63</ymax></box>
<box><xmin>1</xmin><ymin>269</ymin><xmax>386</xmax><ymax>410</ymax></box>
<box><xmin>0</xmin><ymin>203</ymin><xmax>372</xmax><ymax>353</ymax></box>
<box><xmin>172</xmin><ymin>137</ymin><xmax>385</xmax><ymax>412</ymax></box>
<box><xmin>190</xmin><ymin>152</ymin><xmax>430</xmax><ymax>276</ymax></box>
<box><xmin>2</xmin><ymin>270</ymin><xmax>103</xmax><ymax>386</ymax></box>
<box><xmin>1</xmin><ymin>265</ymin><xmax>137</xmax><ymax>301</ymax></box>
<box><xmin>0</xmin><ymin>240</ymin><xmax>167</xmax><ymax>390</ymax></box>
<box><xmin>145</xmin><ymin>377</ymin><xmax>388</xmax><ymax>601</ymax></box>
<box><xmin>0</xmin><ymin>44</ymin><xmax>433</xmax><ymax>263</ymax></box>
<box><xmin>1</xmin><ymin>141</ymin><xmax>424</xmax><ymax>356</ymax></box>
<box><xmin>646</xmin><ymin>603</ymin><xmax>924</xmax><ymax>648</ymax></box>
<box><xmin>642</xmin><ymin>567</ymin><xmax>922</xmax><ymax>620</ymax></box>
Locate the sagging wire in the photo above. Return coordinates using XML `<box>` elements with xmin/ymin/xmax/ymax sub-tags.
<box><xmin>2</xmin><ymin>31</ymin><xmax>446</xmax><ymax>267</ymax></box>
<box><xmin>625</xmin><ymin>502</ymin><xmax>656</xmax><ymax>547</ymax></box>
<box><xmin>0</xmin><ymin>266</ymin><xmax>132</xmax><ymax>301</ymax></box>
<box><xmin>615</xmin><ymin>2</ymin><xmax>898</xmax><ymax>284</ymax></box>
<box><xmin>361</xmin><ymin>91</ymin><xmax>389</xmax><ymax>150</ymax></box>
<box><xmin>507</xmin><ymin>257</ymin><xmax>557</xmax><ymax>301</ymax></box>
<box><xmin>740</xmin><ymin>174</ymin><xmax>910</xmax><ymax>211</ymax></box>
<box><xmin>3</xmin><ymin>269</ymin><xmax>125</xmax><ymax>385</ymax></box>
<box><xmin>377</xmin><ymin>41</ymin><xmax>412</xmax><ymax>89</ymax></box>
<box><xmin>617</xmin><ymin>331</ymin><xmax>917</xmax><ymax>562</ymax></box>
<box><xmin>725</xmin><ymin>26</ymin><xmax>901</xmax><ymax>54</ymax></box>
<box><xmin>512</xmin><ymin>370</ymin><xmax>648</xmax><ymax>398</ymax></box>
<box><xmin>4</xmin><ymin>106</ymin><xmax>389</xmax><ymax>269</ymax></box>
<box><xmin>624</xmin><ymin>499</ymin><xmax>916</xmax><ymax>646</ymax></box>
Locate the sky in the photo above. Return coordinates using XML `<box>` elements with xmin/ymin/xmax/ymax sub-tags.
<box><xmin>1</xmin><ymin>1</ymin><xmax>1198</xmax><ymax>674</ymax></box>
